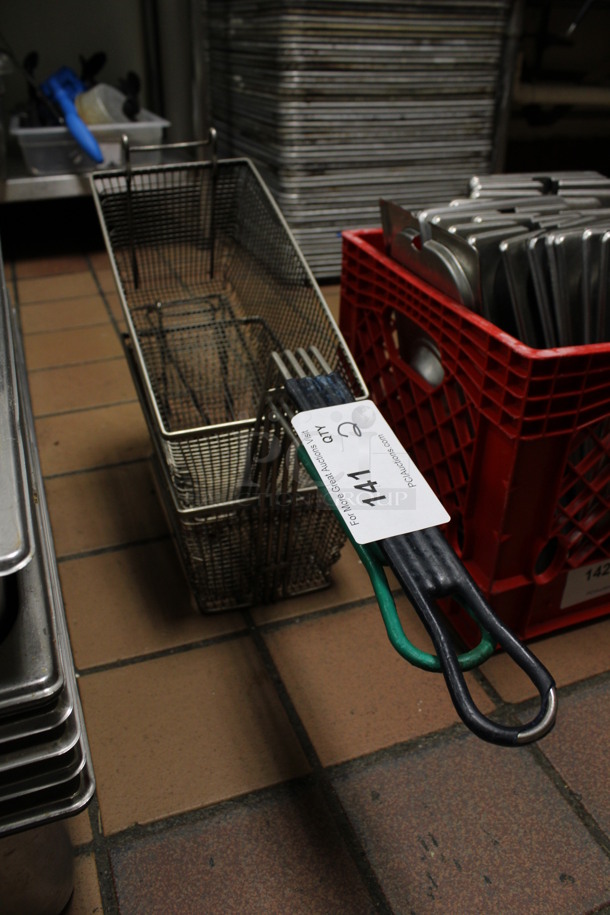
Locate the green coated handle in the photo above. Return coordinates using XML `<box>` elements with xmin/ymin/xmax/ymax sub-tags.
<box><xmin>298</xmin><ymin>446</ymin><xmax>495</xmax><ymax>673</ymax></box>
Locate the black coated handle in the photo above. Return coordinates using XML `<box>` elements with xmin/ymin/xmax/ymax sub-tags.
<box><xmin>381</xmin><ymin>528</ymin><xmax>556</xmax><ymax>746</ymax></box>
<box><xmin>285</xmin><ymin>367</ymin><xmax>557</xmax><ymax>746</ymax></box>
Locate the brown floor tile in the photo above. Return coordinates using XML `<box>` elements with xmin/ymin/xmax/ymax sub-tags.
<box><xmin>251</xmin><ymin>546</ymin><xmax>377</xmax><ymax>625</ymax></box>
<box><xmin>35</xmin><ymin>403</ymin><xmax>151</xmax><ymax>476</ymax></box>
<box><xmin>333</xmin><ymin>734</ymin><xmax>610</xmax><ymax>914</ymax></box>
<box><xmin>265</xmin><ymin>600</ymin><xmax>495</xmax><ymax>765</ymax></box>
<box><xmin>65</xmin><ymin>810</ymin><xmax>94</xmax><ymax>847</ymax></box>
<box><xmin>12</xmin><ymin>254</ymin><xmax>91</xmax><ymax>279</ymax></box>
<box><xmin>77</xmin><ymin>640</ymin><xmax>310</xmax><ymax>834</ymax></box>
<box><xmin>91</xmin><ymin>265</ymin><xmax>117</xmax><ymax>296</ymax></box>
<box><xmin>45</xmin><ymin>462</ymin><xmax>167</xmax><ymax>557</ymax></box>
<box><xmin>66</xmin><ymin>852</ymin><xmax>104</xmax><ymax>915</ymax></box>
<box><xmin>60</xmin><ymin>540</ymin><xmax>245</xmax><ymax>669</ymax></box>
<box><xmin>320</xmin><ymin>283</ymin><xmax>341</xmax><ymax>321</ymax></box>
<box><xmin>534</xmin><ymin>678</ymin><xmax>610</xmax><ymax>835</ymax></box>
<box><xmin>481</xmin><ymin>617</ymin><xmax>610</xmax><ymax>703</ymax></box>
<box><xmin>28</xmin><ymin>358</ymin><xmax>137</xmax><ymax>416</ymax></box>
<box><xmin>17</xmin><ymin>271</ymin><xmax>99</xmax><ymax>304</ymax></box>
<box><xmin>87</xmin><ymin>250</ymin><xmax>112</xmax><ymax>272</ymax></box>
<box><xmin>23</xmin><ymin>325</ymin><xmax>123</xmax><ymax>370</ymax></box>
<box><xmin>110</xmin><ymin>782</ymin><xmax>376</xmax><ymax>915</ymax></box>
<box><xmin>104</xmin><ymin>291</ymin><xmax>127</xmax><ymax>331</ymax></box>
<box><xmin>19</xmin><ymin>295</ymin><xmax>110</xmax><ymax>334</ymax></box>
<box><xmin>9</xmin><ymin>246</ymin><xmax>608</xmax><ymax>915</ymax></box>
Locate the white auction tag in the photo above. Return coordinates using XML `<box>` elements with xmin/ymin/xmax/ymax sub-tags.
<box><xmin>561</xmin><ymin>559</ymin><xmax>610</xmax><ymax>609</ymax></box>
<box><xmin>291</xmin><ymin>400</ymin><xmax>449</xmax><ymax>544</ymax></box>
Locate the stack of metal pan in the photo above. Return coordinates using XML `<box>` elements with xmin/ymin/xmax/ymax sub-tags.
<box><xmin>0</xmin><ymin>253</ymin><xmax>94</xmax><ymax>838</ymax></box>
<box><xmin>207</xmin><ymin>0</ymin><xmax>510</xmax><ymax>277</ymax></box>
<box><xmin>380</xmin><ymin>170</ymin><xmax>610</xmax><ymax>347</ymax></box>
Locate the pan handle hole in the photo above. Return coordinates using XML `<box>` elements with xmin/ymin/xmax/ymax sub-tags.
<box><xmin>392</xmin><ymin>311</ymin><xmax>444</xmax><ymax>389</ymax></box>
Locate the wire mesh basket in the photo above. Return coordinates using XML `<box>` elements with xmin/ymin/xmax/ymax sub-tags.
<box><xmin>91</xmin><ymin>149</ymin><xmax>365</xmax><ymax>506</ymax></box>
<box><xmin>126</xmin><ymin>336</ymin><xmax>345</xmax><ymax>610</ymax></box>
<box><xmin>91</xmin><ymin>140</ymin><xmax>366</xmax><ymax>610</ymax></box>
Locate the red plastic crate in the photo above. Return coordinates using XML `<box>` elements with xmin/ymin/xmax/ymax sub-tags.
<box><xmin>339</xmin><ymin>228</ymin><xmax>610</xmax><ymax>644</ymax></box>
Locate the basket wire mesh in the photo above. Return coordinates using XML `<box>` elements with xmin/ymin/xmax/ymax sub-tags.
<box><xmin>92</xmin><ymin>146</ymin><xmax>365</xmax><ymax>610</ymax></box>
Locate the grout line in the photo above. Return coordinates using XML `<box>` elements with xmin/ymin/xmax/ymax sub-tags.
<box><xmin>74</xmin><ymin>675</ymin><xmax>610</xmax><ymax>908</ymax></box>
<box><xmin>55</xmin><ymin>533</ymin><xmax>173</xmax><ymax>565</ymax></box>
<box><xmin>327</xmin><ymin>719</ymin><xmax>473</xmax><ymax>782</ymax></box>
<box><xmin>468</xmin><ymin>670</ymin><xmax>610</xmax><ymax>860</ymax></box>
<box><xmin>475</xmin><ymin>655</ymin><xmax>610</xmax><ymax>715</ymax></box>
<box><xmin>26</xmin><ymin>354</ymin><xmax>128</xmax><ymax>373</ymax></box>
<box><xmin>33</xmin><ymin>398</ymin><xmax>140</xmax><ymax>420</ymax></box>
<box><xmin>71</xmin><ymin>597</ymin><xmax>384</xmax><ymax>678</ymax></box>
<box><xmin>87</xmin><ymin>253</ymin><xmax>127</xmax><ymax>342</ymax></box>
<box><xmin>17</xmin><ymin>296</ymin><xmax>108</xmax><ymax>312</ymax></box>
<box><xmin>42</xmin><ymin>455</ymin><xmax>153</xmax><ymax>481</ymax></box>
<box><xmin>252</xmin><ymin>591</ymin><xmax>383</xmax><ymax>633</ymax></box>
<box><xmin>550</xmin><ymin>667</ymin><xmax>610</xmax><ymax>696</ymax></box>
<box><xmin>469</xmin><ymin>661</ymin><xmax>508</xmax><ymax>707</ymax></box>
<box><xmin>97</xmin><ymin>777</ymin><xmax>316</xmax><ymax>848</ymax></box>
<box><xmin>249</xmin><ymin>579</ymin><xmax>417</xmax><ymax>641</ymax></box>
<box><xmin>518</xmin><ymin>671</ymin><xmax>610</xmax><ymax>859</ymax></box>
<box><xmin>299</xmin><ymin>655</ymin><xmax>610</xmax><ymax>816</ymax></box>
<box><xmin>525</xmin><ymin>739</ymin><xmax>610</xmax><ymax>859</ymax></box>
<box><xmin>242</xmin><ymin>608</ymin><xmax>396</xmax><ymax>914</ymax></box>
<box><xmin>86</xmin><ymin>794</ymin><xmax>121</xmax><ymax>915</ymax></box>
<box><xmin>74</xmin><ymin>626</ymin><xmax>248</xmax><ymax>678</ymax></box>
<box><xmin>18</xmin><ymin>320</ymin><xmax>113</xmax><ymax>336</ymax></box>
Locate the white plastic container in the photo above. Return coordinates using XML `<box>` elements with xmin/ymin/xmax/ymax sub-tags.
<box><xmin>75</xmin><ymin>84</ymin><xmax>131</xmax><ymax>125</ymax></box>
<box><xmin>10</xmin><ymin>109</ymin><xmax>171</xmax><ymax>175</ymax></box>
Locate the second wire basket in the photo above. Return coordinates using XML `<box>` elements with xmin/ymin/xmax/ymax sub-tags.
<box><xmin>91</xmin><ymin>134</ymin><xmax>366</xmax><ymax>611</ymax></box>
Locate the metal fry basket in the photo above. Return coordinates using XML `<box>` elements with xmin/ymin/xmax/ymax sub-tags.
<box><xmin>91</xmin><ymin>135</ymin><xmax>366</xmax><ymax>610</ymax></box>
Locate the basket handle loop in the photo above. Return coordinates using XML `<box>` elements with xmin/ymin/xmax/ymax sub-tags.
<box><xmin>381</xmin><ymin>528</ymin><xmax>557</xmax><ymax>746</ymax></box>
<box><xmin>121</xmin><ymin>126</ymin><xmax>218</xmax><ymax>172</ymax></box>
<box><xmin>120</xmin><ymin>127</ymin><xmax>218</xmax><ymax>289</ymax></box>
<box><xmin>297</xmin><ymin>442</ymin><xmax>557</xmax><ymax>747</ymax></box>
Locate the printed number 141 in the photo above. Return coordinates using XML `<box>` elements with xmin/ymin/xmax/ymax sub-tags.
<box><xmin>347</xmin><ymin>469</ymin><xmax>386</xmax><ymax>506</ymax></box>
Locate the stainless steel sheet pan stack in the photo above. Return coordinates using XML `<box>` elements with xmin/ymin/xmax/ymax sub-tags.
<box><xmin>0</xmin><ymin>252</ymin><xmax>94</xmax><ymax>839</ymax></box>
<box><xmin>380</xmin><ymin>170</ymin><xmax>610</xmax><ymax>347</ymax></box>
<box><xmin>207</xmin><ymin>0</ymin><xmax>510</xmax><ymax>277</ymax></box>
<box><xmin>91</xmin><ymin>146</ymin><xmax>367</xmax><ymax>611</ymax></box>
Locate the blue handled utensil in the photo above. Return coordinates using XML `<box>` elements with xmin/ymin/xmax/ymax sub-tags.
<box><xmin>41</xmin><ymin>67</ymin><xmax>103</xmax><ymax>164</ymax></box>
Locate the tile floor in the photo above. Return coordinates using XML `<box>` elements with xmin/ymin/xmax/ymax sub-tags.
<box><xmin>3</xmin><ymin>215</ymin><xmax>610</xmax><ymax>914</ymax></box>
